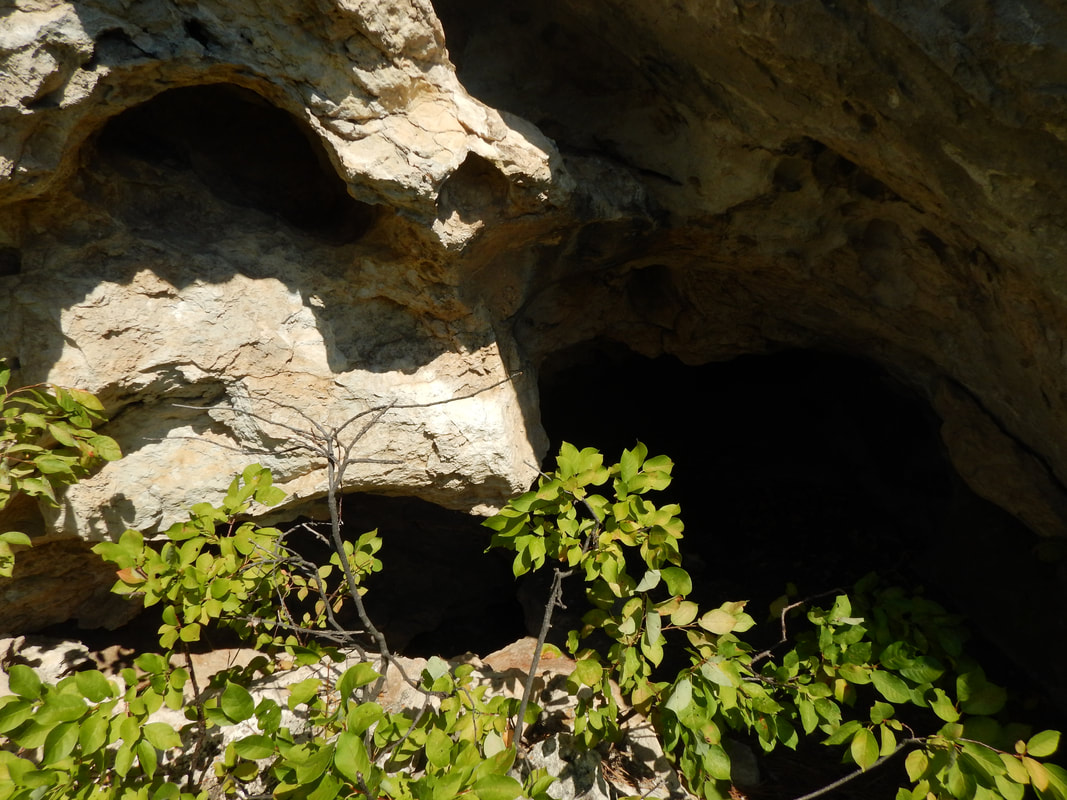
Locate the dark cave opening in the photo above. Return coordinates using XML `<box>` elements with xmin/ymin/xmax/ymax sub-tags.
<box><xmin>536</xmin><ymin>342</ymin><xmax>1067</xmax><ymax>725</ymax></box>
<box><xmin>535</xmin><ymin>342</ymin><xmax>1067</xmax><ymax>796</ymax></box>
<box><xmin>45</xmin><ymin>492</ymin><xmax>528</xmax><ymax>663</ymax></box>
<box><xmin>92</xmin><ymin>83</ymin><xmax>375</xmax><ymax>242</ymax></box>
<box><xmin>537</xmin><ymin>343</ymin><xmax>954</xmax><ymax>611</ymax></box>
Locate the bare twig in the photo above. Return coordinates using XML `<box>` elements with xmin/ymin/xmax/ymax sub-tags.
<box><xmin>637</xmin><ymin>776</ymin><xmax>665</xmax><ymax>800</ymax></box>
<box><xmin>172</xmin><ymin>372</ymin><xmax>525</xmax><ymax>785</ymax></box>
<box><xmin>239</xmin><ymin>616</ymin><xmax>369</xmax><ymax>647</ymax></box>
<box><xmin>182</xmin><ymin>644</ymin><xmax>209</xmax><ymax>793</ymax></box>
<box><xmin>788</xmin><ymin>738</ymin><xmax>922</xmax><ymax>800</ymax></box>
<box><xmin>513</xmin><ymin>566</ymin><xmax>573</xmax><ymax>752</ymax></box>
<box><xmin>750</xmin><ymin>587</ymin><xmax>846</xmax><ymax>667</ymax></box>
<box><xmin>512</xmin><ymin>468</ymin><xmax>605</xmax><ymax>755</ymax></box>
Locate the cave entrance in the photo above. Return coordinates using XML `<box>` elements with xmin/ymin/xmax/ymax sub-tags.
<box><xmin>537</xmin><ymin>343</ymin><xmax>954</xmax><ymax>608</ymax></box>
<box><xmin>91</xmin><ymin>83</ymin><xmax>375</xmax><ymax>242</ymax></box>
<box><xmin>535</xmin><ymin>341</ymin><xmax>1067</xmax><ymax>725</ymax></box>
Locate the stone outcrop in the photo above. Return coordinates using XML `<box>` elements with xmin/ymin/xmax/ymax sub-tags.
<box><xmin>2</xmin><ymin>0</ymin><xmax>1067</xmax><ymax>693</ymax></box>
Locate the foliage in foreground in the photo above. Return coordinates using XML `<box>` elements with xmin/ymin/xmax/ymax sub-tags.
<box><xmin>0</xmin><ymin>382</ymin><xmax>1063</xmax><ymax>800</ymax></box>
<box><xmin>488</xmin><ymin>443</ymin><xmax>1067</xmax><ymax>800</ymax></box>
<box><xmin>0</xmin><ymin>362</ymin><xmax>121</xmax><ymax>576</ymax></box>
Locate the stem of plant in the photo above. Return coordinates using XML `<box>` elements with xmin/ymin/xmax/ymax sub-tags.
<box><xmin>789</xmin><ymin>738</ymin><xmax>922</xmax><ymax>800</ymax></box>
<box><xmin>513</xmin><ymin>566</ymin><xmax>572</xmax><ymax>755</ymax></box>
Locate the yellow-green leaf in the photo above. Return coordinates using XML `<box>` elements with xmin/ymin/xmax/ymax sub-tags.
<box><xmin>1027</xmin><ymin>730</ymin><xmax>1061</xmax><ymax>758</ymax></box>
<box><xmin>851</xmin><ymin>728</ymin><xmax>880</xmax><ymax>770</ymax></box>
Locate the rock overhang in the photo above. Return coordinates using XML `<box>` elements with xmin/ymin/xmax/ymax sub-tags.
<box><xmin>0</xmin><ymin>0</ymin><xmax>1066</xmax><ymax>675</ymax></box>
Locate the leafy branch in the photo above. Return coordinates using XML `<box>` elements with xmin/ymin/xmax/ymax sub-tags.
<box><xmin>2</xmin><ymin>378</ymin><xmax>1064</xmax><ymax>800</ymax></box>
<box><xmin>0</xmin><ymin>360</ymin><xmax>121</xmax><ymax>576</ymax></box>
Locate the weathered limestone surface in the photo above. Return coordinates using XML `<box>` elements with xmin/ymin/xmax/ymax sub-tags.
<box><xmin>2</xmin><ymin>0</ymin><xmax>1067</xmax><ymax>649</ymax></box>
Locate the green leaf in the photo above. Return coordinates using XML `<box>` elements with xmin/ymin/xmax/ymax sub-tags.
<box><xmin>47</xmin><ymin>423</ymin><xmax>77</xmax><ymax>447</ymax></box>
<box><xmin>1027</xmin><ymin>730</ymin><xmax>1061</xmax><ymax>758</ymax></box>
<box><xmin>871</xmin><ymin>670</ymin><xmax>911</xmax><ymax>703</ymax></box>
<box><xmin>635</xmin><ymin>569</ymin><xmax>661</xmax><ymax>593</ymax></box>
<box><xmin>1045</xmin><ymin>763</ymin><xmax>1067</xmax><ymax>800</ymax></box>
<box><xmin>994</xmin><ymin>774</ymin><xmax>1026</xmax><ymax>800</ymax></box>
<box><xmin>671</xmin><ymin>600</ymin><xmax>699</xmax><ymax>626</ymax></box>
<box><xmin>114</xmin><ymin>742</ymin><xmax>135</xmax><ymax>777</ymax></box>
<box><xmin>234</xmin><ymin>734</ymin><xmax>276</xmax><ymax>760</ymax></box>
<box><xmin>0</xmin><ymin>698</ymin><xmax>32</xmax><ymax>732</ymax></box>
<box><xmin>824</xmin><ymin>719</ymin><xmax>863</xmax><ymax>747</ymax></box>
<box><xmin>20</xmin><ymin>412</ymin><xmax>48</xmax><ymax>430</ymax></box>
<box><xmin>295</xmin><ymin>742</ymin><xmax>335</xmax><ymax>785</ymax></box>
<box><xmin>0</xmin><ymin>531</ymin><xmax>31</xmax><ymax>547</ymax></box>
<box><xmin>288</xmin><ymin>677</ymin><xmax>321</xmax><ymax>709</ymax></box>
<box><xmin>426</xmin><ymin>728</ymin><xmax>453</xmax><ymax>769</ymax></box>
<box><xmin>337</xmin><ymin>662</ymin><xmax>379</xmax><ymax>701</ymax></box>
<box><xmin>661</xmin><ymin>566</ymin><xmax>692</xmax><ymax>596</ymax></box>
<box><xmin>36</xmin><ymin>693</ymin><xmax>87</xmax><ymax>725</ymax></box>
<box><xmin>619</xmin><ymin>444</ymin><xmax>645</xmax><ymax>485</ymax></box>
<box><xmin>644</xmin><ymin>599</ymin><xmax>662</xmax><ymax>644</ymax></box>
<box><xmin>78</xmin><ymin>711</ymin><xmax>108</xmax><ymax>754</ymax></box>
<box><xmin>701</xmin><ymin>744</ymin><xmax>732</xmax><ymax>781</ymax></box>
<box><xmin>961</xmin><ymin>740</ymin><xmax>1007</xmax><ymax>778</ymax></box>
<box><xmin>33</xmin><ymin>454</ymin><xmax>75</xmax><ymax>475</ymax></box>
<box><xmin>798</xmin><ymin>698</ymin><xmax>818</xmax><ymax>735</ymax></box>
<box><xmin>221</xmin><ymin>682</ymin><xmax>255</xmax><ymax>723</ymax></box>
<box><xmin>699</xmin><ymin>609</ymin><xmax>737</xmax><ymax>635</ymax></box>
<box><xmin>7</xmin><ymin>664</ymin><xmax>42</xmax><ymax>699</ymax></box>
<box><xmin>74</xmin><ymin>669</ymin><xmax>114</xmax><ymax>702</ymax></box>
<box><xmin>905</xmin><ymin>749</ymin><xmax>929</xmax><ymax>782</ymax></box>
<box><xmin>68</xmin><ymin>388</ymin><xmax>105</xmax><ymax>411</ymax></box>
<box><xmin>573</xmin><ymin>658</ymin><xmax>603</xmax><ymax>687</ymax></box>
<box><xmin>88</xmin><ymin>435</ymin><xmax>121</xmax><ymax>461</ymax></box>
<box><xmin>136</xmin><ymin>736</ymin><xmax>159</xmax><ymax>779</ymax></box>
<box><xmin>42</xmin><ymin>720</ymin><xmax>79</xmax><ymax>765</ymax></box>
<box><xmin>334</xmin><ymin>731</ymin><xmax>371</xmax><ymax>782</ymax></box>
<box><xmin>472</xmin><ymin>774</ymin><xmax>523</xmax><ymax>800</ymax></box>
<box><xmin>665</xmin><ymin>678</ymin><xmax>693</xmax><ymax>714</ymax></box>
<box><xmin>1000</xmin><ymin>753</ymin><xmax>1030</xmax><ymax>784</ymax></box>
<box><xmin>899</xmin><ymin>656</ymin><xmax>944</xmax><ymax>684</ymax></box>
<box><xmin>1025</xmin><ymin>757</ymin><xmax>1051</xmax><ymax>792</ymax></box>
<box><xmin>851</xmin><ymin>728</ymin><xmax>880</xmax><ymax>770</ymax></box>
<box><xmin>134</xmin><ymin>652</ymin><xmax>167</xmax><ymax>675</ymax></box>
<box><xmin>929</xmin><ymin>688</ymin><xmax>959</xmax><ymax>722</ymax></box>
<box><xmin>346</xmin><ymin>702</ymin><xmax>383</xmax><ymax>736</ymax></box>
<box><xmin>179</xmin><ymin>622</ymin><xmax>202</xmax><ymax>642</ymax></box>
<box><xmin>143</xmin><ymin>722</ymin><xmax>182</xmax><ymax>750</ymax></box>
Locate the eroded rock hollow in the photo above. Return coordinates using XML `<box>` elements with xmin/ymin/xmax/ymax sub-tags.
<box><xmin>2</xmin><ymin>0</ymin><xmax>1067</xmax><ymax>707</ymax></box>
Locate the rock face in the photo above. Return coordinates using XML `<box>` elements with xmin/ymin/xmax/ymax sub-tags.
<box><xmin>2</xmin><ymin>0</ymin><xmax>1067</xmax><ymax>692</ymax></box>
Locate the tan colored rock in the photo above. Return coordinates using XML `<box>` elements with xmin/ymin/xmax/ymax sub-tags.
<box><xmin>0</xmin><ymin>1</ymin><xmax>556</xmax><ymax>543</ymax></box>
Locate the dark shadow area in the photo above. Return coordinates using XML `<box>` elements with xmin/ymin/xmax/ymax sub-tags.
<box><xmin>41</xmin><ymin>492</ymin><xmax>527</xmax><ymax>665</ymax></box>
<box><xmin>337</xmin><ymin>493</ymin><xmax>526</xmax><ymax>658</ymax></box>
<box><xmin>538</xmin><ymin>343</ymin><xmax>953</xmax><ymax>610</ymax></box>
<box><xmin>433</xmin><ymin>0</ymin><xmax>687</xmax><ymax>181</ymax></box>
<box><xmin>93</xmin><ymin>84</ymin><xmax>374</xmax><ymax>241</ymax></box>
<box><xmin>536</xmin><ymin>341</ymin><xmax>1067</xmax><ymax>796</ymax></box>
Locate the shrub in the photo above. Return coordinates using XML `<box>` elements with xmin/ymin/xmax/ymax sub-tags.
<box><xmin>0</xmin><ymin>396</ymin><xmax>1062</xmax><ymax>800</ymax></box>
<box><xmin>0</xmin><ymin>362</ymin><xmax>120</xmax><ymax>576</ymax></box>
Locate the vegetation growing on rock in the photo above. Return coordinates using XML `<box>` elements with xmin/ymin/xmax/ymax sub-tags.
<box><xmin>0</xmin><ymin>385</ymin><xmax>1062</xmax><ymax>800</ymax></box>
